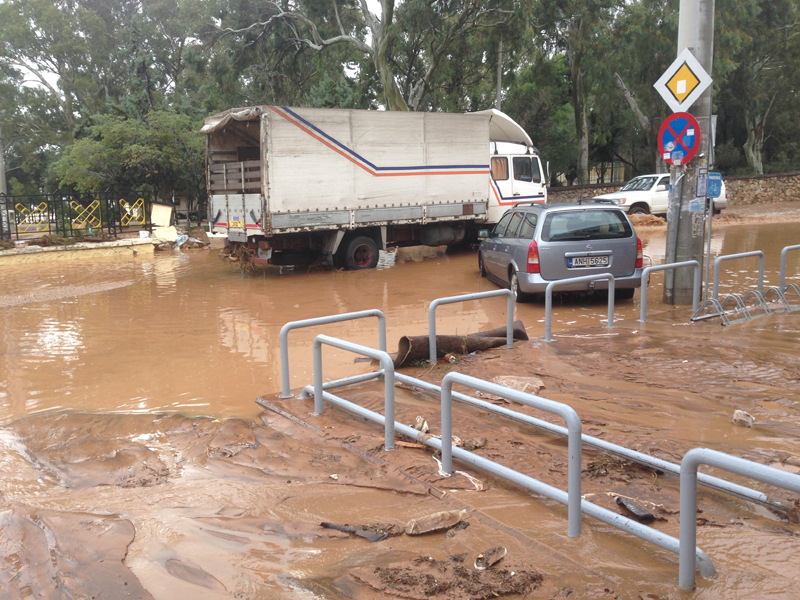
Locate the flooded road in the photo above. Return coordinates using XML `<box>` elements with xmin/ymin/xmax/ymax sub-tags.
<box><xmin>0</xmin><ymin>214</ymin><xmax>799</xmax><ymax>599</ymax></box>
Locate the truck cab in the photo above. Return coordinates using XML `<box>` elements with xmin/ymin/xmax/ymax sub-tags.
<box><xmin>488</xmin><ymin>141</ymin><xmax>547</xmax><ymax>224</ymax></box>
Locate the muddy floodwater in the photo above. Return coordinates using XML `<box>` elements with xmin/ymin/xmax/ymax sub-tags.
<box><xmin>1</xmin><ymin>210</ymin><xmax>799</xmax><ymax>599</ymax></box>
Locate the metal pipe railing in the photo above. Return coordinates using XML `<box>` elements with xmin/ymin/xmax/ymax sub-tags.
<box><xmin>427</xmin><ymin>290</ymin><xmax>514</xmax><ymax>364</ymax></box>
<box><xmin>712</xmin><ymin>251</ymin><xmax>765</xmax><ymax>301</ymax></box>
<box><xmin>312</xmin><ymin>335</ymin><xmax>395</xmax><ymax>450</ymax></box>
<box><xmin>301</xmin><ymin>385</ymin><xmax>716</xmax><ymax>579</ymax></box>
<box><xmin>780</xmin><ymin>244</ymin><xmax>800</xmax><ymax>292</ymax></box>
<box><xmin>279</xmin><ymin>309</ymin><xmax>386</xmax><ymax>398</ymax></box>
<box><xmin>440</xmin><ymin>372</ymin><xmax>582</xmax><ymax>537</ymax></box>
<box><xmin>679</xmin><ymin>449</ymin><xmax>800</xmax><ymax>590</ymax></box>
<box><xmin>639</xmin><ymin>261</ymin><xmax>701</xmax><ymax>322</ymax></box>
<box><xmin>545</xmin><ymin>274</ymin><xmax>615</xmax><ymax>341</ymax></box>
<box><xmin>388</xmin><ymin>372</ymin><xmax>767</xmax><ymax>505</ymax></box>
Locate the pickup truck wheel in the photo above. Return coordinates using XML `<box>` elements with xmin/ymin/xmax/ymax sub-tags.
<box><xmin>478</xmin><ymin>252</ymin><xmax>487</xmax><ymax>277</ymax></box>
<box><xmin>344</xmin><ymin>236</ymin><xmax>379</xmax><ymax>270</ymax></box>
<box><xmin>629</xmin><ymin>205</ymin><xmax>649</xmax><ymax>215</ymax></box>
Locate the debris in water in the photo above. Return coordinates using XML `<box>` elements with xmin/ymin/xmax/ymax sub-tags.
<box><xmin>459</xmin><ymin>437</ymin><xmax>488</xmax><ymax>451</ymax></box>
<box><xmin>474</xmin><ymin>546</ymin><xmax>507</xmax><ymax>571</ymax></box>
<box><xmin>404</xmin><ymin>509</ymin><xmax>467</xmax><ymax>535</ymax></box>
<box><xmin>445</xmin><ymin>521</ymin><xmax>470</xmax><ymax>538</ymax></box>
<box><xmin>320</xmin><ymin>522</ymin><xmax>399</xmax><ymax>542</ymax></box>
<box><xmin>615</xmin><ymin>496</ymin><xmax>656</xmax><ymax>522</ymax></box>
<box><xmin>444</xmin><ymin>353</ymin><xmax>457</xmax><ymax>363</ymax></box>
<box><xmin>329</xmin><ymin>474</ymin><xmax>339</xmax><ymax>480</ymax></box>
<box><xmin>449</xmin><ymin>553</ymin><xmax>467</xmax><ymax>563</ymax></box>
<box><xmin>732</xmin><ymin>410</ymin><xmax>755</xmax><ymax>428</ymax></box>
<box><xmin>413</xmin><ymin>416</ymin><xmax>430</xmax><ymax>434</ymax></box>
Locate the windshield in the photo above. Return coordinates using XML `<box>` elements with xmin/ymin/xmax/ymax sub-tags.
<box><xmin>621</xmin><ymin>176</ymin><xmax>657</xmax><ymax>191</ymax></box>
<box><xmin>542</xmin><ymin>210</ymin><xmax>633</xmax><ymax>242</ymax></box>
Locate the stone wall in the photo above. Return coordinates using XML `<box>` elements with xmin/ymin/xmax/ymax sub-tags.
<box><xmin>547</xmin><ymin>173</ymin><xmax>800</xmax><ymax>205</ymax></box>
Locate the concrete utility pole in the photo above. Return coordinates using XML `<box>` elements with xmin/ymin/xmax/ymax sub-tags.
<box><xmin>664</xmin><ymin>0</ymin><xmax>715</xmax><ymax>304</ymax></box>
<box><xmin>0</xmin><ymin>123</ymin><xmax>8</xmax><ymax>239</ymax></box>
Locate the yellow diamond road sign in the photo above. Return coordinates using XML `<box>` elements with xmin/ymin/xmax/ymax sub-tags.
<box><xmin>655</xmin><ymin>48</ymin><xmax>712</xmax><ymax>113</ymax></box>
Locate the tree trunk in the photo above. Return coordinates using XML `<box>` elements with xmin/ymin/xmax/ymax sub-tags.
<box><xmin>374</xmin><ymin>38</ymin><xmax>408</xmax><ymax>111</ymax></box>
<box><xmin>572</xmin><ymin>67</ymin><xmax>589</xmax><ymax>185</ymax></box>
<box><xmin>0</xmin><ymin>123</ymin><xmax>7</xmax><ymax>196</ymax></box>
<box><xmin>743</xmin><ymin>111</ymin><xmax>765</xmax><ymax>175</ymax></box>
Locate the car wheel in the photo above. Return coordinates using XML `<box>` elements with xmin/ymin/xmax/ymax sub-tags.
<box><xmin>614</xmin><ymin>288</ymin><xmax>635</xmax><ymax>301</ymax></box>
<box><xmin>510</xmin><ymin>272</ymin><xmax>530</xmax><ymax>303</ymax></box>
<box><xmin>478</xmin><ymin>252</ymin><xmax>487</xmax><ymax>277</ymax></box>
<box><xmin>629</xmin><ymin>205</ymin><xmax>649</xmax><ymax>215</ymax></box>
<box><xmin>343</xmin><ymin>236</ymin><xmax>379</xmax><ymax>270</ymax></box>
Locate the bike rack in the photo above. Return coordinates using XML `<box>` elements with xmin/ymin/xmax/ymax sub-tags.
<box><xmin>765</xmin><ymin>244</ymin><xmax>800</xmax><ymax>311</ymax></box>
<box><xmin>639</xmin><ymin>261</ymin><xmax>701</xmax><ymax>322</ymax></box>
<box><xmin>427</xmin><ymin>290</ymin><xmax>514</xmax><ymax>364</ymax></box>
<box><xmin>679</xmin><ymin>449</ymin><xmax>800</xmax><ymax>590</ymax></box>
<box><xmin>693</xmin><ymin>251</ymin><xmax>769</xmax><ymax>325</ymax></box>
<box><xmin>545</xmin><ymin>274</ymin><xmax>614</xmax><ymax>341</ymax></box>
<box><xmin>440</xmin><ymin>372</ymin><xmax>583</xmax><ymax>537</ymax></box>
<box><xmin>279</xmin><ymin>309</ymin><xmax>387</xmax><ymax>398</ymax></box>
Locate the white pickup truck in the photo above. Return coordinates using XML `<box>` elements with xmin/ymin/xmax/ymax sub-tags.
<box><xmin>593</xmin><ymin>174</ymin><xmax>728</xmax><ymax>216</ymax></box>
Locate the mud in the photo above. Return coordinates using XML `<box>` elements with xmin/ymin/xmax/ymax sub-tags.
<box><xmin>0</xmin><ymin>201</ymin><xmax>799</xmax><ymax>598</ymax></box>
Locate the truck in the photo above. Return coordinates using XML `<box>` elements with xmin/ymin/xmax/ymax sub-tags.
<box><xmin>202</xmin><ymin>106</ymin><xmax>546</xmax><ymax>269</ymax></box>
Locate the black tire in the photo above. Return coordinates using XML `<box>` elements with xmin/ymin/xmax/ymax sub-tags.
<box><xmin>343</xmin><ymin>235</ymin><xmax>379</xmax><ymax>270</ymax></box>
<box><xmin>478</xmin><ymin>252</ymin><xmax>487</xmax><ymax>277</ymax></box>
<box><xmin>629</xmin><ymin>205</ymin><xmax>649</xmax><ymax>215</ymax></box>
<box><xmin>615</xmin><ymin>287</ymin><xmax>636</xmax><ymax>300</ymax></box>
<box><xmin>510</xmin><ymin>272</ymin><xmax>531</xmax><ymax>303</ymax></box>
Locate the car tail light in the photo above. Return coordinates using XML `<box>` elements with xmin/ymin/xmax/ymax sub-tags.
<box><xmin>635</xmin><ymin>237</ymin><xmax>643</xmax><ymax>268</ymax></box>
<box><xmin>527</xmin><ymin>241</ymin><xmax>540</xmax><ymax>273</ymax></box>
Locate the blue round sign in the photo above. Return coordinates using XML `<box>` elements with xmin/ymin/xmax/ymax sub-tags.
<box><xmin>658</xmin><ymin>112</ymin><xmax>701</xmax><ymax>166</ymax></box>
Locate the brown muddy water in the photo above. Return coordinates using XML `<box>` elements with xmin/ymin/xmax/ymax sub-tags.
<box><xmin>0</xmin><ymin>219</ymin><xmax>799</xmax><ymax>599</ymax></box>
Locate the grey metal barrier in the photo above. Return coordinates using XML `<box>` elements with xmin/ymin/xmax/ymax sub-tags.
<box><xmin>428</xmin><ymin>290</ymin><xmax>514</xmax><ymax>364</ymax></box>
<box><xmin>639</xmin><ymin>261</ymin><xmax>701</xmax><ymax>322</ymax></box>
<box><xmin>440</xmin><ymin>372</ymin><xmax>582</xmax><ymax>537</ymax></box>
<box><xmin>301</xmin><ymin>383</ymin><xmax>715</xmax><ymax>579</ymax></box>
<box><xmin>279</xmin><ymin>309</ymin><xmax>386</xmax><ymax>398</ymax></box>
<box><xmin>386</xmin><ymin>371</ymin><xmax>767</xmax><ymax>505</ymax></box>
<box><xmin>679</xmin><ymin>449</ymin><xmax>800</xmax><ymax>590</ymax></box>
<box><xmin>780</xmin><ymin>244</ymin><xmax>800</xmax><ymax>296</ymax></box>
<box><xmin>712</xmin><ymin>251</ymin><xmax>765</xmax><ymax>301</ymax></box>
<box><xmin>545</xmin><ymin>274</ymin><xmax>615</xmax><ymax>341</ymax></box>
<box><xmin>312</xmin><ymin>334</ymin><xmax>396</xmax><ymax>450</ymax></box>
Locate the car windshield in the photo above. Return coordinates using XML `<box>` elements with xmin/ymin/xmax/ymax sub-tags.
<box><xmin>620</xmin><ymin>176</ymin><xmax>657</xmax><ymax>191</ymax></box>
<box><xmin>542</xmin><ymin>210</ymin><xmax>632</xmax><ymax>242</ymax></box>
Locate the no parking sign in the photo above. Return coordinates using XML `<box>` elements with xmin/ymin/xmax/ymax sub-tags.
<box><xmin>658</xmin><ymin>112</ymin><xmax>701</xmax><ymax>166</ymax></box>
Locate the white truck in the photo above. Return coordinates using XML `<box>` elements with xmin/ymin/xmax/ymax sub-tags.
<box><xmin>202</xmin><ymin>106</ymin><xmax>546</xmax><ymax>269</ymax></box>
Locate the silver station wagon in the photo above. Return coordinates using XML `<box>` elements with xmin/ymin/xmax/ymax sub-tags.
<box><xmin>478</xmin><ymin>203</ymin><xmax>643</xmax><ymax>302</ymax></box>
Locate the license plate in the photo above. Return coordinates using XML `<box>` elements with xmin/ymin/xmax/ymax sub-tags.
<box><xmin>229</xmin><ymin>219</ymin><xmax>244</xmax><ymax>228</ymax></box>
<box><xmin>569</xmin><ymin>256</ymin><xmax>609</xmax><ymax>268</ymax></box>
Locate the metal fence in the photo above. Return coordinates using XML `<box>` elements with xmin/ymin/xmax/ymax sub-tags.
<box><xmin>0</xmin><ymin>192</ymin><xmax>151</xmax><ymax>240</ymax></box>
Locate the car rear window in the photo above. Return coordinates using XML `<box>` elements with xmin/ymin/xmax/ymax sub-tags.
<box><xmin>541</xmin><ymin>210</ymin><xmax>632</xmax><ymax>242</ymax></box>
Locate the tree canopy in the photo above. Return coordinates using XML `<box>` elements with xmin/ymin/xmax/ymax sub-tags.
<box><xmin>1</xmin><ymin>0</ymin><xmax>799</xmax><ymax>200</ymax></box>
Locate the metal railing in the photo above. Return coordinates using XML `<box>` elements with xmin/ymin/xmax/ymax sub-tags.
<box><xmin>312</xmin><ymin>335</ymin><xmax>396</xmax><ymax>450</ymax></box>
<box><xmin>693</xmin><ymin>251</ymin><xmax>769</xmax><ymax>325</ymax></box>
<box><xmin>0</xmin><ymin>192</ymin><xmax>151</xmax><ymax>240</ymax></box>
<box><xmin>545</xmin><ymin>274</ymin><xmax>615</xmax><ymax>341</ymax></box>
<box><xmin>679</xmin><ymin>449</ymin><xmax>800</xmax><ymax>590</ymax></box>
<box><xmin>713</xmin><ymin>251</ymin><xmax>765</xmax><ymax>301</ymax></box>
<box><xmin>440</xmin><ymin>372</ymin><xmax>582</xmax><ymax>536</ymax></box>
<box><xmin>428</xmin><ymin>290</ymin><xmax>514</xmax><ymax>364</ymax></box>
<box><xmin>279</xmin><ymin>310</ymin><xmax>387</xmax><ymax>398</ymax></box>
<box><xmin>779</xmin><ymin>244</ymin><xmax>800</xmax><ymax>292</ymax></box>
<box><xmin>295</xmin><ymin>336</ymin><xmax>716</xmax><ymax>579</ymax></box>
<box><xmin>639</xmin><ymin>261</ymin><xmax>701</xmax><ymax>322</ymax></box>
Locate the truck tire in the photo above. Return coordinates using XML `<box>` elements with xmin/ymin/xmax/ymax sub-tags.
<box><xmin>343</xmin><ymin>236</ymin><xmax>379</xmax><ymax>270</ymax></box>
<box><xmin>478</xmin><ymin>252</ymin><xmax>487</xmax><ymax>277</ymax></box>
<box><xmin>629</xmin><ymin>205</ymin><xmax>649</xmax><ymax>215</ymax></box>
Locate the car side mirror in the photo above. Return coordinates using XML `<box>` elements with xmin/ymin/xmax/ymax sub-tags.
<box><xmin>478</xmin><ymin>229</ymin><xmax>489</xmax><ymax>239</ymax></box>
<box><xmin>657</xmin><ymin>184</ymin><xmax>668</xmax><ymax>191</ymax></box>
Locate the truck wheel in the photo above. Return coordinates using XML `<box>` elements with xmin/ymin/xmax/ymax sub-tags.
<box><xmin>629</xmin><ymin>205</ymin><xmax>649</xmax><ymax>215</ymax></box>
<box><xmin>344</xmin><ymin>236</ymin><xmax>379</xmax><ymax>270</ymax></box>
<box><xmin>478</xmin><ymin>252</ymin><xmax>487</xmax><ymax>277</ymax></box>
